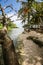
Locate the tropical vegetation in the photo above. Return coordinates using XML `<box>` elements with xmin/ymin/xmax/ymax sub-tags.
<box><xmin>0</xmin><ymin>17</ymin><xmax>17</xmax><ymax>30</ymax></box>
<box><xmin>17</xmin><ymin>0</ymin><xmax>43</xmax><ymax>28</ymax></box>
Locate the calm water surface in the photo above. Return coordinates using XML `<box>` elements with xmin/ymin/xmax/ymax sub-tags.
<box><xmin>8</xmin><ymin>28</ymin><xmax>24</xmax><ymax>45</ymax></box>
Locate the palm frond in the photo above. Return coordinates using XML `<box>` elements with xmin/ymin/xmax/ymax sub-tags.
<box><xmin>18</xmin><ymin>8</ymin><xmax>24</xmax><ymax>17</ymax></box>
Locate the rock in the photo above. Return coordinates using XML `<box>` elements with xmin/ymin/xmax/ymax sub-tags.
<box><xmin>36</xmin><ymin>62</ymin><xmax>41</xmax><ymax>65</ymax></box>
<box><xmin>34</xmin><ymin>56</ymin><xmax>42</xmax><ymax>61</ymax></box>
<box><xmin>16</xmin><ymin>30</ymin><xmax>43</xmax><ymax>65</ymax></box>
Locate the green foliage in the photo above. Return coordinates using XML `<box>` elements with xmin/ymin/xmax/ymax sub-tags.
<box><xmin>17</xmin><ymin>0</ymin><xmax>35</xmax><ymax>23</ymax></box>
<box><xmin>17</xmin><ymin>0</ymin><xmax>43</xmax><ymax>28</ymax></box>
<box><xmin>32</xmin><ymin>2</ymin><xmax>43</xmax><ymax>11</ymax></box>
<box><xmin>0</xmin><ymin>23</ymin><xmax>3</xmax><ymax>29</ymax></box>
<box><xmin>8</xmin><ymin>24</ymin><xmax>17</xmax><ymax>31</ymax></box>
<box><xmin>0</xmin><ymin>20</ymin><xmax>17</xmax><ymax>31</ymax></box>
<box><xmin>32</xmin><ymin>2</ymin><xmax>43</xmax><ymax>16</ymax></box>
<box><xmin>7</xmin><ymin>18</ymin><xmax>17</xmax><ymax>28</ymax></box>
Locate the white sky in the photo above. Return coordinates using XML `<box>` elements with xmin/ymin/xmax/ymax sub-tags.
<box><xmin>7</xmin><ymin>12</ymin><xmax>23</xmax><ymax>28</ymax></box>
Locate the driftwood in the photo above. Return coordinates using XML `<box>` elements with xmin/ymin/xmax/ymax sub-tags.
<box><xmin>0</xmin><ymin>30</ymin><xmax>19</xmax><ymax>65</ymax></box>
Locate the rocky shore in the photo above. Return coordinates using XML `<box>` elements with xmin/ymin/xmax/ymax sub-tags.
<box><xmin>15</xmin><ymin>31</ymin><xmax>43</xmax><ymax>65</ymax></box>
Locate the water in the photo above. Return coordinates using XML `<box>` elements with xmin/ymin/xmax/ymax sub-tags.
<box><xmin>8</xmin><ymin>28</ymin><xmax>24</xmax><ymax>45</ymax></box>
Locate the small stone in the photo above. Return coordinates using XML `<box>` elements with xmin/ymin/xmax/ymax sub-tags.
<box><xmin>22</xmin><ymin>61</ymin><xmax>34</xmax><ymax>65</ymax></box>
<box><xmin>28</xmin><ymin>64</ymin><xmax>34</xmax><ymax>65</ymax></box>
<box><xmin>33</xmin><ymin>59</ymin><xmax>36</xmax><ymax>64</ymax></box>
<box><xmin>35</xmin><ymin>56</ymin><xmax>42</xmax><ymax>61</ymax></box>
<box><xmin>36</xmin><ymin>62</ymin><xmax>41</xmax><ymax>65</ymax></box>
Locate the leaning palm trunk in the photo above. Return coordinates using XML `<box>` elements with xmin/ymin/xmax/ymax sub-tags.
<box><xmin>0</xmin><ymin>29</ymin><xmax>19</xmax><ymax>65</ymax></box>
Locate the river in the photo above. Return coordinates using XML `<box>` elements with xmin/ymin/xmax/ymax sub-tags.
<box><xmin>8</xmin><ymin>28</ymin><xmax>24</xmax><ymax>45</ymax></box>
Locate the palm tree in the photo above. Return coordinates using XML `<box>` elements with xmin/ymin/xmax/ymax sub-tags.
<box><xmin>17</xmin><ymin>0</ymin><xmax>43</xmax><ymax>29</ymax></box>
<box><xmin>17</xmin><ymin>0</ymin><xmax>35</xmax><ymax>23</ymax></box>
<box><xmin>31</xmin><ymin>2</ymin><xmax>43</xmax><ymax>24</ymax></box>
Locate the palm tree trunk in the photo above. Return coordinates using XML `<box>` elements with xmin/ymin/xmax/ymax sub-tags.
<box><xmin>0</xmin><ymin>30</ymin><xmax>19</xmax><ymax>65</ymax></box>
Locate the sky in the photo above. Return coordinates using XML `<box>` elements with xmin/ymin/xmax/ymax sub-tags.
<box><xmin>7</xmin><ymin>12</ymin><xmax>23</xmax><ymax>27</ymax></box>
<box><xmin>0</xmin><ymin>0</ymin><xmax>43</xmax><ymax>27</ymax></box>
<box><xmin>0</xmin><ymin>0</ymin><xmax>22</xmax><ymax>28</ymax></box>
<box><xmin>0</xmin><ymin>0</ymin><xmax>21</xmax><ymax>13</ymax></box>
<box><xmin>36</xmin><ymin>0</ymin><xmax>43</xmax><ymax>2</ymax></box>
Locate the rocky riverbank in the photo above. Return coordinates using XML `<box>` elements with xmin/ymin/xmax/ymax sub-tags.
<box><xmin>15</xmin><ymin>31</ymin><xmax>43</xmax><ymax>65</ymax></box>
